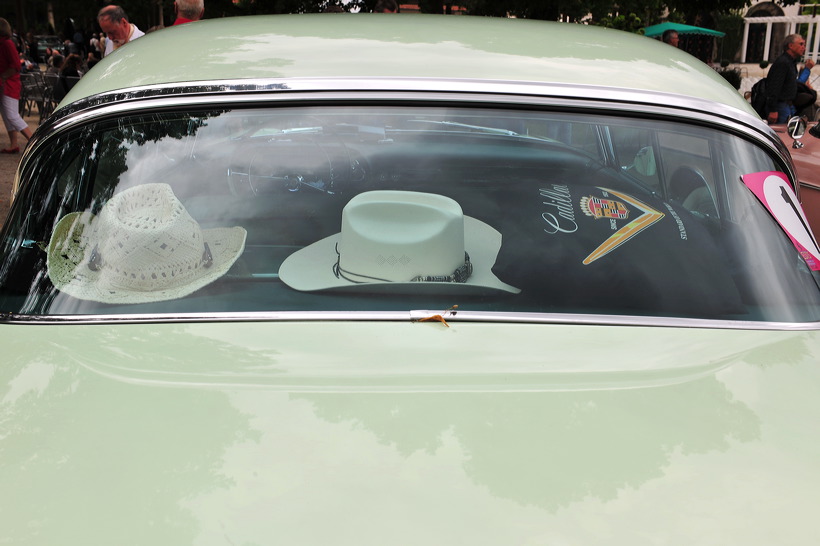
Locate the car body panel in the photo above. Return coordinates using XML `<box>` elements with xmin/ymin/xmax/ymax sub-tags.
<box><xmin>63</xmin><ymin>14</ymin><xmax>754</xmax><ymax>115</ymax></box>
<box><xmin>801</xmin><ymin>181</ymin><xmax>820</xmax><ymax>236</ymax></box>
<box><xmin>774</xmin><ymin>122</ymin><xmax>820</xmax><ymax>235</ymax></box>
<box><xmin>3</xmin><ymin>14</ymin><xmax>820</xmax><ymax>546</ymax></box>
<box><xmin>2</xmin><ymin>321</ymin><xmax>820</xmax><ymax>544</ymax></box>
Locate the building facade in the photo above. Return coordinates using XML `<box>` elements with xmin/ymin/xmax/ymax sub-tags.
<box><xmin>741</xmin><ymin>2</ymin><xmax>819</xmax><ymax>62</ymax></box>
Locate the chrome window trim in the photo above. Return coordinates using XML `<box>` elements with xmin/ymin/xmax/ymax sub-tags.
<box><xmin>40</xmin><ymin>77</ymin><xmax>790</xmax><ymax>166</ymax></box>
<box><xmin>1</xmin><ymin>311</ymin><xmax>819</xmax><ymax>331</ymax></box>
<box><xmin>54</xmin><ymin>77</ymin><xmax>765</xmax><ymax>121</ymax></box>
<box><xmin>24</xmin><ymin>79</ymin><xmax>796</xmax><ymax>194</ymax></box>
<box><xmin>9</xmin><ymin>77</ymin><xmax>813</xmax><ymax>331</ymax></box>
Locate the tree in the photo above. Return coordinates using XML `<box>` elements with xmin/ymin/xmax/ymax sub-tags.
<box><xmin>418</xmin><ymin>0</ymin><xmax>457</xmax><ymax>14</ymax></box>
<box><xmin>666</xmin><ymin>0</ymin><xmax>764</xmax><ymax>14</ymax></box>
<box><xmin>461</xmin><ymin>0</ymin><xmax>509</xmax><ymax>17</ymax></box>
<box><xmin>7</xmin><ymin>0</ymin><xmax>774</xmax><ymax>37</ymax></box>
<box><xmin>462</xmin><ymin>0</ymin><xmax>775</xmax><ymax>27</ymax></box>
<box><xmin>463</xmin><ymin>0</ymin><xmax>666</xmax><ymax>24</ymax></box>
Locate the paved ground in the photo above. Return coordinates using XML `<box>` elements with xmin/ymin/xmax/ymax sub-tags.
<box><xmin>0</xmin><ymin>113</ymin><xmax>39</xmax><ymax>227</ymax></box>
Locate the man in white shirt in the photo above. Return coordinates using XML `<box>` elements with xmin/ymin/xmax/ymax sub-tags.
<box><xmin>97</xmin><ymin>5</ymin><xmax>144</xmax><ymax>57</ymax></box>
<box><xmin>88</xmin><ymin>33</ymin><xmax>99</xmax><ymax>55</ymax></box>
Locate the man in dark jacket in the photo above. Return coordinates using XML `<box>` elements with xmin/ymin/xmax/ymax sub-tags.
<box><xmin>765</xmin><ymin>34</ymin><xmax>815</xmax><ymax>124</ymax></box>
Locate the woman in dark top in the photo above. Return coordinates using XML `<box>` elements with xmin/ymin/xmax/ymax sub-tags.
<box><xmin>54</xmin><ymin>53</ymin><xmax>82</xmax><ymax>102</ymax></box>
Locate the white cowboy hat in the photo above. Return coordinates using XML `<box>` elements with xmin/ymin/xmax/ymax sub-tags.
<box><xmin>279</xmin><ymin>190</ymin><xmax>519</xmax><ymax>294</ymax></box>
<box><xmin>47</xmin><ymin>183</ymin><xmax>247</xmax><ymax>304</ymax></box>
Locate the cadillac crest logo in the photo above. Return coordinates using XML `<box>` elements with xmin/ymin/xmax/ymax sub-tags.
<box><xmin>582</xmin><ymin>188</ymin><xmax>665</xmax><ymax>265</ymax></box>
<box><xmin>580</xmin><ymin>196</ymin><xmax>629</xmax><ymax>220</ymax></box>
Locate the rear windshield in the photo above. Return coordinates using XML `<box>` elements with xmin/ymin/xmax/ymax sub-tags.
<box><xmin>2</xmin><ymin>105</ymin><xmax>819</xmax><ymax>322</ymax></box>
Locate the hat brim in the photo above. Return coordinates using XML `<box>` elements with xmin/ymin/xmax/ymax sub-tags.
<box><xmin>279</xmin><ymin>216</ymin><xmax>520</xmax><ymax>294</ymax></box>
<box><xmin>47</xmin><ymin>212</ymin><xmax>247</xmax><ymax>304</ymax></box>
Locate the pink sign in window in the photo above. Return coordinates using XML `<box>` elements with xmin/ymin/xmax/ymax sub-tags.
<box><xmin>743</xmin><ymin>171</ymin><xmax>820</xmax><ymax>271</ymax></box>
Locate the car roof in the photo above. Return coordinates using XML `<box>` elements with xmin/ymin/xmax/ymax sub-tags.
<box><xmin>64</xmin><ymin>14</ymin><xmax>753</xmax><ymax>113</ymax></box>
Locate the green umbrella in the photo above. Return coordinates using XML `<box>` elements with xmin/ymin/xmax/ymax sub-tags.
<box><xmin>643</xmin><ymin>22</ymin><xmax>725</xmax><ymax>38</ymax></box>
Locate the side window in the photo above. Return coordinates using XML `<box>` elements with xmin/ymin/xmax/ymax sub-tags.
<box><xmin>56</xmin><ymin>149</ymin><xmax>84</xmax><ymax>197</ymax></box>
<box><xmin>656</xmin><ymin>132</ymin><xmax>718</xmax><ymax>218</ymax></box>
<box><xmin>523</xmin><ymin>120</ymin><xmax>604</xmax><ymax>159</ymax></box>
<box><xmin>39</xmin><ymin>134</ymin><xmax>89</xmax><ymax>218</ymax></box>
<box><xmin>609</xmin><ymin>126</ymin><xmax>661</xmax><ymax>193</ymax></box>
<box><xmin>610</xmin><ymin>126</ymin><xmax>719</xmax><ymax>218</ymax></box>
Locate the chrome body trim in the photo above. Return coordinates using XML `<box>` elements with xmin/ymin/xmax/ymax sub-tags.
<box><xmin>24</xmin><ymin>77</ymin><xmax>794</xmax><ymax>185</ymax></box>
<box><xmin>2</xmin><ymin>311</ymin><xmax>819</xmax><ymax>331</ymax></box>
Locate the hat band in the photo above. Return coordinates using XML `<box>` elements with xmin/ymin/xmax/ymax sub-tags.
<box><xmin>333</xmin><ymin>244</ymin><xmax>472</xmax><ymax>284</ymax></box>
<box><xmin>86</xmin><ymin>242</ymin><xmax>214</xmax><ymax>272</ymax></box>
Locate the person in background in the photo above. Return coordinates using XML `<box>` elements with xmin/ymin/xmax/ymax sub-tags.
<box><xmin>662</xmin><ymin>29</ymin><xmax>679</xmax><ymax>48</ymax></box>
<box><xmin>19</xmin><ymin>52</ymin><xmax>36</xmax><ymax>73</ymax></box>
<box><xmin>173</xmin><ymin>0</ymin><xmax>205</xmax><ymax>26</ymax></box>
<box><xmin>53</xmin><ymin>53</ymin><xmax>82</xmax><ymax>102</ymax></box>
<box><xmin>88</xmin><ymin>33</ymin><xmax>99</xmax><ymax>59</ymax></box>
<box><xmin>46</xmin><ymin>53</ymin><xmax>63</xmax><ymax>75</ymax></box>
<box><xmin>373</xmin><ymin>0</ymin><xmax>399</xmax><ymax>12</ymax></box>
<box><xmin>72</xmin><ymin>28</ymin><xmax>86</xmax><ymax>58</ymax></box>
<box><xmin>0</xmin><ymin>18</ymin><xmax>33</xmax><ymax>154</ymax></box>
<box><xmin>11</xmin><ymin>28</ymin><xmax>25</xmax><ymax>56</ymax></box>
<box><xmin>765</xmin><ymin>33</ymin><xmax>815</xmax><ymax>124</ymax></box>
<box><xmin>61</xmin><ymin>54</ymin><xmax>82</xmax><ymax>78</ymax></box>
<box><xmin>98</xmin><ymin>5</ymin><xmax>144</xmax><ymax>57</ymax></box>
<box><xmin>25</xmin><ymin>31</ymin><xmax>39</xmax><ymax>65</ymax></box>
<box><xmin>83</xmin><ymin>51</ymin><xmax>98</xmax><ymax>72</ymax></box>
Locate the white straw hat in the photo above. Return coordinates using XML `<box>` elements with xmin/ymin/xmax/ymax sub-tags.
<box><xmin>47</xmin><ymin>183</ymin><xmax>247</xmax><ymax>304</ymax></box>
<box><xmin>279</xmin><ymin>190</ymin><xmax>519</xmax><ymax>294</ymax></box>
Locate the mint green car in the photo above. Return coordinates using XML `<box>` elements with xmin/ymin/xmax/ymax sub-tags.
<box><xmin>2</xmin><ymin>14</ymin><xmax>820</xmax><ymax>545</ymax></box>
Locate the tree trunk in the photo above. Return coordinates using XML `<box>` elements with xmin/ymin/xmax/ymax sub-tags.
<box><xmin>47</xmin><ymin>2</ymin><xmax>56</xmax><ymax>35</ymax></box>
<box><xmin>15</xmin><ymin>0</ymin><xmax>27</xmax><ymax>33</ymax></box>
